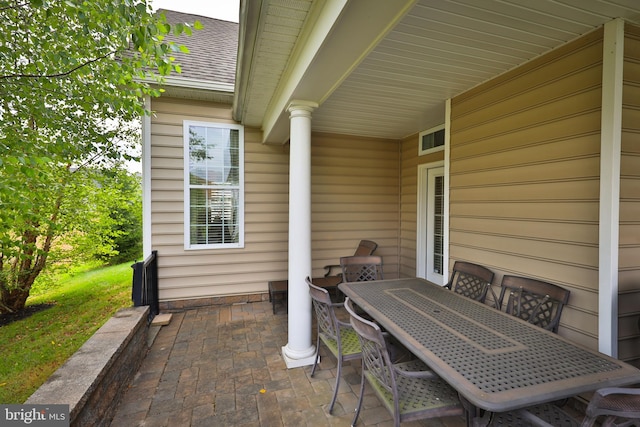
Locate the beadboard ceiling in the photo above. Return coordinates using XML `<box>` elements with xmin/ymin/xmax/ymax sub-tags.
<box><xmin>235</xmin><ymin>0</ymin><xmax>640</xmax><ymax>143</ymax></box>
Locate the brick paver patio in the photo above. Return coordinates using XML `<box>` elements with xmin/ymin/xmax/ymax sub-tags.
<box><xmin>110</xmin><ymin>301</ymin><xmax>468</xmax><ymax>427</ymax></box>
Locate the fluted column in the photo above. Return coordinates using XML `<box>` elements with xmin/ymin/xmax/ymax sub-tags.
<box><xmin>282</xmin><ymin>100</ymin><xmax>318</xmax><ymax>368</ymax></box>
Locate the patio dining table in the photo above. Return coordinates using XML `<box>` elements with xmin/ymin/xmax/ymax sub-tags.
<box><xmin>338</xmin><ymin>277</ymin><xmax>640</xmax><ymax>418</ymax></box>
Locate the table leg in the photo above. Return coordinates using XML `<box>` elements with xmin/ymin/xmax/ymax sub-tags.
<box><xmin>458</xmin><ymin>394</ymin><xmax>487</xmax><ymax>427</ymax></box>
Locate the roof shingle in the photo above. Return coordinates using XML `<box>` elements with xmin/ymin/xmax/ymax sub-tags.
<box><xmin>157</xmin><ymin>9</ymin><xmax>238</xmax><ymax>85</ymax></box>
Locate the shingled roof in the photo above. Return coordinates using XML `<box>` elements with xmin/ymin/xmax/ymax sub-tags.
<box><xmin>157</xmin><ymin>9</ymin><xmax>238</xmax><ymax>85</ymax></box>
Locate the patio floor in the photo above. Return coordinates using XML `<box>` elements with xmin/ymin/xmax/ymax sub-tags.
<box><xmin>109</xmin><ymin>301</ymin><xmax>469</xmax><ymax>427</ymax></box>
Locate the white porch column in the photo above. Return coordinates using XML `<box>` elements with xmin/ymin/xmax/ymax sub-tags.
<box><xmin>282</xmin><ymin>100</ymin><xmax>318</xmax><ymax>368</ymax></box>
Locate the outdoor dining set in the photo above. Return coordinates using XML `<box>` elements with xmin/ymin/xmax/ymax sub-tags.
<box><xmin>304</xmin><ymin>241</ymin><xmax>640</xmax><ymax>427</ymax></box>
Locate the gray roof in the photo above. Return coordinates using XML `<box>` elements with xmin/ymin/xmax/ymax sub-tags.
<box><xmin>157</xmin><ymin>9</ymin><xmax>238</xmax><ymax>85</ymax></box>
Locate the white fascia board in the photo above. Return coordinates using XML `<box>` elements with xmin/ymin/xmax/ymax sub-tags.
<box><xmin>261</xmin><ymin>0</ymin><xmax>348</xmax><ymax>143</ymax></box>
<box><xmin>261</xmin><ymin>0</ymin><xmax>417</xmax><ymax>144</ymax></box>
<box><xmin>233</xmin><ymin>0</ymin><xmax>262</xmax><ymax>122</ymax></box>
<box><xmin>160</xmin><ymin>76</ymin><xmax>234</xmax><ymax>93</ymax></box>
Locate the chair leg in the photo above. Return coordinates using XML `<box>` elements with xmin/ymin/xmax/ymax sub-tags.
<box><xmin>329</xmin><ymin>356</ymin><xmax>342</xmax><ymax>414</ymax></box>
<box><xmin>352</xmin><ymin>363</ymin><xmax>366</xmax><ymax>426</ymax></box>
<box><xmin>310</xmin><ymin>334</ymin><xmax>320</xmax><ymax>377</ymax></box>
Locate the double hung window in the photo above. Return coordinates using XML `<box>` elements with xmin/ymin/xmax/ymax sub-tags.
<box><xmin>184</xmin><ymin>121</ymin><xmax>244</xmax><ymax>249</ymax></box>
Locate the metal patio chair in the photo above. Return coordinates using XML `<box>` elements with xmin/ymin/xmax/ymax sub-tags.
<box><xmin>344</xmin><ymin>297</ymin><xmax>464</xmax><ymax>427</ymax></box>
<box><xmin>581</xmin><ymin>387</ymin><xmax>640</xmax><ymax>427</ymax></box>
<box><xmin>338</xmin><ymin>254</ymin><xmax>384</xmax><ymax>311</ymax></box>
<box><xmin>498</xmin><ymin>275</ymin><xmax>570</xmax><ymax>333</ymax></box>
<box><xmin>478</xmin><ymin>387</ymin><xmax>640</xmax><ymax>427</ymax></box>
<box><xmin>340</xmin><ymin>255</ymin><xmax>383</xmax><ymax>283</ymax></box>
<box><xmin>444</xmin><ymin>260</ymin><xmax>495</xmax><ymax>304</ymax></box>
<box><xmin>307</xmin><ymin>277</ymin><xmax>361</xmax><ymax>414</ymax></box>
<box><xmin>322</xmin><ymin>239</ymin><xmax>378</xmax><ymax>278</ymax></box>
<box><xmin>312</xmin><ymin>240</ymin><xmax>378</xmax><ymax>301</ymax></box>
<box><xmin>472</xmin><ymin>402</ymin><xmax>580</xmax><ymax>426</ymax></box>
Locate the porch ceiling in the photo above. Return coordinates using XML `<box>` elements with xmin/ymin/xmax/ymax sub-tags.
<box><xmin>235</xmin><ymin>0</ymin><xmax>640</xmax><ymax>144</ymax></box>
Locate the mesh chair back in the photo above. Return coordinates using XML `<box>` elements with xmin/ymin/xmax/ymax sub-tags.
<box><xmin>499</xmin><ymin>275</ymin><xmax>570</xmax><ymax>333</ymax></box>
<box><xmin>354</xmin><ymin>240</ymin><xmax>378</xmax><ymax>256</ymax></box>
<box><xmin>344</xmin><ymin>297</ymin><xmax>463</xmax><ymax>427</ymax></box>
<box><xmin>314</xmin><ymin>240</ymin><xmax>378</xmax><ymax>280</ymax></box>
<box><xmin>344</xmin><ymin>298</ymin><xmax>396</xmax><ymax>395</ymax></box>
<box><xmin>340</xmin><ymin>255</ymin><xmax>383</xmax><ymax>282</ymax></box>
<box><xmin>308</xmin><ymin>278</ymin><xmax>339</xmax><ymax>340</ymax></box>
<box><xmin>307</xmin><ymin>277</ymin><xmax>362</xmax><ymax>413</ymax></box>
<box><xmin>445</xmin><ymin>261</ymin><xmax>494</xmax><ymax>303</ymax></box>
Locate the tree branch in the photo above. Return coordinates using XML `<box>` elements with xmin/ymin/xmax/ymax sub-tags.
<box><xmin>0</xmin><ymin>50</ymin><xmax>117</xmax><ymax>80</ymax></box>
<box><xmin>0</xmin><ymin>1</ymin><xmax>29</xmax><ymax>12</ymax></box>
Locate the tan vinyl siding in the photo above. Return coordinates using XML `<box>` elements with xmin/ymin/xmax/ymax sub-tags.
<box><xmin>449</xmin><ymin>29</ymin><xmax>604</xmax><ymax>349</ymax></box>
<box><xmin>619</xmin><ymin>24</ymin><xmax>640</xmax><ymax>365</ymax></box>
<box><xmin>311</xmin><ymin>133</ymin><xmax>400</xmax><ymax>279</ymax></box>
<box><xmin>150</xmin><ymin>100</ymin><xmax>401</xmax><ymax>301</ymax></box>
<box><xmin>150</xmin><ymin>97</ymin><xmax>289</xmax><ymax>301</ymax></box>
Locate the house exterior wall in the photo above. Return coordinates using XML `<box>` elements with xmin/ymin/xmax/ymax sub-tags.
<box><xmin>448</xmin><ymin>29</ymin><xmax>604</xmax><ymax>350</ymax></box>
<box><xmin>310</xmin><ymin>133</ymin><xmax>400</xmax><ymax>279</ymax></box>
<box><xmin>150</xmin><ymin>97</ymin><xmax>401</xmax><ymax>303</ymax></box>
<box><xmin>618</xmin><ymin>24</ymin><xmax>640</xmax><ymax>365</ymax></box>
<box><xmin>150</xmin><ymin>97</ymin><xmax>290</xmax><ymax>303</ymax></box>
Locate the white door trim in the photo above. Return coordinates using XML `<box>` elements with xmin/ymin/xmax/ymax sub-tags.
<box><xmin>417</xmin><ymin>161</ymin><xmax>445</xmax><ymax>284</ymax></box>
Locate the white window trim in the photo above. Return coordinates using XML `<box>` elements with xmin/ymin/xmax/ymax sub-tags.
<box><xmin>183</xmin><ymin>120</ymin><xmax>245</xmax><ymax>250</ymax></box>
<box><xmin>418</xmin><ymin>124</ymin><xmax>445</xmax><ymax>156</ymax></box>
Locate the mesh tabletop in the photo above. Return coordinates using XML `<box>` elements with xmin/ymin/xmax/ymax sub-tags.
<box><xmin>339</xmin><ymin>278</ymin><xmax>640</xmax><ymax>412</ymax></box>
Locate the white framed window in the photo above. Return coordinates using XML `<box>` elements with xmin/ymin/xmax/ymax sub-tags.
<box><xmin>418</xmin><ymin>124</ymin><xmax>445</xmax><ymax>156</ymax></box>
<box><xmin>184</xmin><ymin>121</ymin><xmax>244</xmax><ymax>249</ymax></box>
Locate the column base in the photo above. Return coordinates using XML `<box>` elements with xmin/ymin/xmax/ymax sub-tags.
<box><xmin>282</xmin><ymin>343</ymin><xmax>316</xmax><ymax>369</ymax></box>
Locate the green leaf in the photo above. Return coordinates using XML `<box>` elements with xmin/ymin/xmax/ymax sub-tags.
<box><xmin>0</xmin><ymin>0</ymin><xmax>195</xmax><ymax>310</ymax></box>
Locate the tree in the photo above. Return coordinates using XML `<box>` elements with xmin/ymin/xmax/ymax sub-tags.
<box><xmin>100</xmin><ymin>168</ymin><xmax>143</xmax><ymax>265</ymax></box>
<box><xmin>48</xmin><ymin>166</ymin><xmax>143</xmax><ymax>268</ymax></box>
<box><xmin>0</xmin><ymin>0</ymin><xmax>200</xmax><ymax>313</ymax></box>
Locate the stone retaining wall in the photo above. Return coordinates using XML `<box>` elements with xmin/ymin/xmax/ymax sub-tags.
<box><xmin>26</xmin><ymin>306</ymin><xmax>149</xmax><ymax>427</ymax></box>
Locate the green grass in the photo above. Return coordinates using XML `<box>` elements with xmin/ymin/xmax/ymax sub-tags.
<box><xmin>0</xmin><ymin>262</ymin><xmax>133</xmax><ymax>403</ymax></box>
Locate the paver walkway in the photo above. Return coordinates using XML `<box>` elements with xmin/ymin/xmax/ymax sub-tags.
<box><xmin>110</xmin><ymin>301</ymin><xmax>468</xmax><ymax>427</ymax></box>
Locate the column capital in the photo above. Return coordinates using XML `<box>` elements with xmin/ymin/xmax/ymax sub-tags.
<box><xmin>287</xmin><ymin>100</ymin><xmax>319</xmax><ymax>117</ymax></box>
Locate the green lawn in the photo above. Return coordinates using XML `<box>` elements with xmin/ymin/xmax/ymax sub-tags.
<box><xmin>0</xmin><ymin>262</ymin><xmax>134</xmax><ymax>403</ymax></box>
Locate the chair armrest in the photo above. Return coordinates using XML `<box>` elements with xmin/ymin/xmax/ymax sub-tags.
<box><xmin>336</xmin><ymin>318</ymin><xmax>351</xmax><ymax>328</ymax></box>
<box><xmin>323</xmin><ymin>264</ymin><xmax>340</xmax><ymax>277</ymax></box>
<box><xmin>393</xmin><ymin>361</ymin><xmax>437</xmax><ymax>379</ymax></box>
<box><xmin>592</xmin><ymin>387</ymin><xmax>640</xmax><ymax>398</ymax></box>
<box><xmin>517</xmin><ymin>409</ymin><xmax>558</xmax><ymax>427</ymax></box>
<box><xmin>586</xmin><ymin>387</ymin><xmax>640</xmax><ymax>420</ymax></box>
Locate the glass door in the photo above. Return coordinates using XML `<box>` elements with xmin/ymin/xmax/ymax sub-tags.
<box><xmin>417</xmin><ymin>164</ymin><xmax>445</xmax><ymax>284</ymax></box>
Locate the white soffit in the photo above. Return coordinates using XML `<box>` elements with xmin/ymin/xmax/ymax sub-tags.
<box><xmin>312</xmin><ymin>0</ymin><xmax>640</xmax><ymax>140</ymax></box>
<box><xmin>238</xmin><ymin>0</ymin><xmax>640</xmax><ymax>142</ymax></box>
<box><xmin>235</xmin><ymin>0</ymin><xmax>316</xmax><ymax>130</ymax></box>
